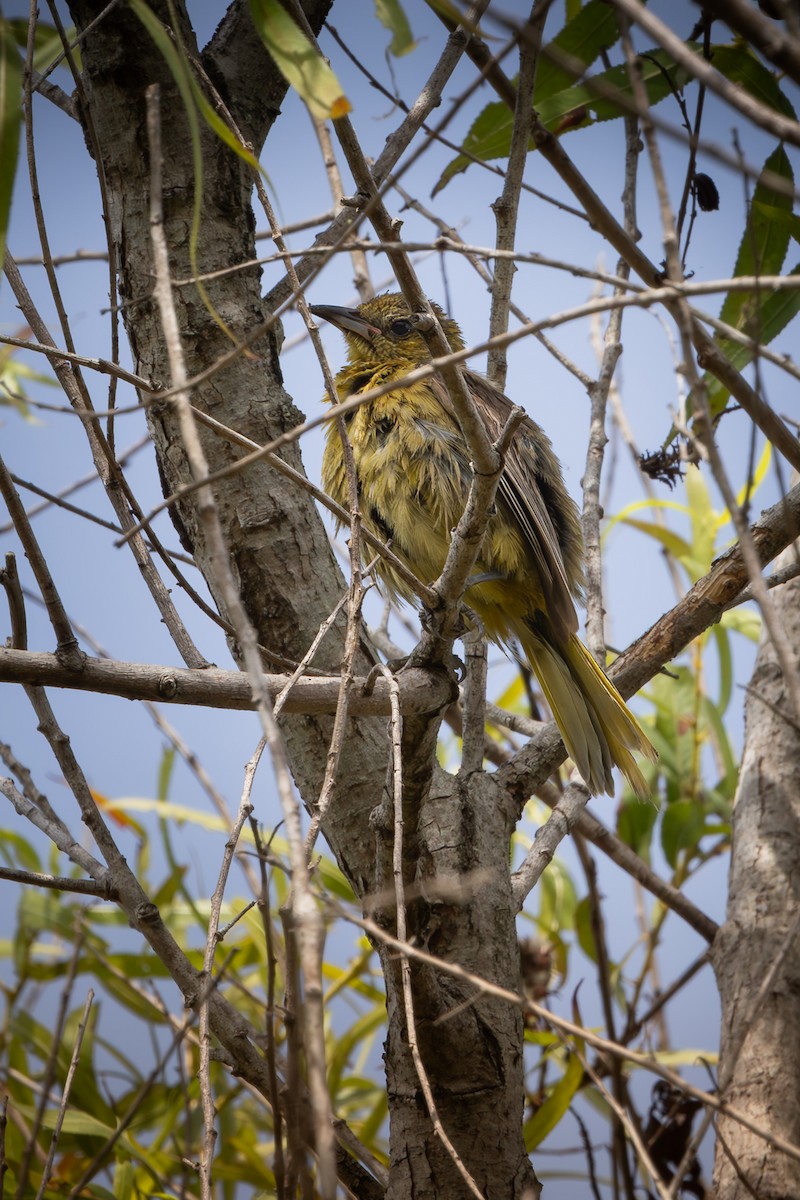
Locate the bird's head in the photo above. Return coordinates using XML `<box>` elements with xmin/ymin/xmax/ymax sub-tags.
<box><xmin>310</xmin><ymin>292</ymin><xmax>465</xmax><ymax>368</ymax></box>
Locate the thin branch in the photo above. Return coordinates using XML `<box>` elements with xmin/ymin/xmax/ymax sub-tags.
<box><xmin>0</xmin><ymin>866</ymin><xmax>115</xmax><ymax>897</ymax></box>
<box><xmin>146</xmin><ymin>81</ymin><xmax>337</xmax><ymax>1197</ymax></box>
<box><xmin>612</xmin><ymin>0</ymin><xmax>800</xmax><ymax>147</ymax></box>
<box><xmin>35</xmin><ymin>990</ymin><xmax>94</xmax><ymax>1200</ymax></box>
<box><xmin>15</xmin><ymin>924</ymin><xmax>85</xmax><ymax>1200</ymax></box>
<box><xmin>382</xmin><ymin>663</ymin><xmax>485</xmax><ymax>1200</ymax></box>
<box><xmin>3</xmin><ymin>253</ymin><xmax>208</xmax><ymax>669</ymax></box>
<box><xmin>0</xmin><ymin>459</ymin><xmax>82</xmax><ymax>666</ymax></box>
<box><xmin>487</xmin><ymin>1</ymin><xmax>546</xmax><ymax>390</ymax></box>
<box><xmin>344</xmin><ymin>907</ymin><xmax>800</xmax><ymax>1167</ymax></box>
<box><xmin>0</xmin><ymin>646</ymin><xmax>454</xmax><ymax>714</ymax></box>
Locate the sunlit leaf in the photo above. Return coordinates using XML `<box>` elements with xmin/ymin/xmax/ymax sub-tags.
<box><xmin>536</xmin><ymin>856</ymin><xmax>578</xmax><ymax>935</ymax></box>
<box><xmin>612</xmin><ymin>517</ymin><xmax>693</xmax><ymax>566</ymax></box>
<box><xmin>375</xmin><ymin>0</ymin><xmax>416</xmax><ymax>55</ymax></box>
<box><xmin>732</xmin><ymin>439</ymin><xmax>772</xmax><ymax>515</ymax></box>
<box><xmin>700</xmin><ymin>694</ymin><xmax>738</xmax><ymax>804</ymax></box>
<box><xmin>535</xmin><ymin>0</ymin><xmax>620</xmax><ymax>103</ymax></box>
<box><xmin>249</xmin><ymin>0</ymin><xmax>351</xmax><ymax>120</ymax></box>
<box><xmin>524</xmin><ymin>1050</ymin><xmax>584</xmax><ymax>1149</ymax></box>
<box><xmin>719</xmin><ymin>605</ymin><xmax>761</xmax><ymax>643</ymax></box>
<box><xmin>685</xmin><ymin>464</ymin><xmax>716</xmax><ymax>576</ymax></box>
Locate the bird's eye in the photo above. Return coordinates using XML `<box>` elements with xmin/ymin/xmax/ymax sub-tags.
<box><xmin>389</xmin><ymin>319</ymin><xmax>413</xmax><ymax>338</ymax></box>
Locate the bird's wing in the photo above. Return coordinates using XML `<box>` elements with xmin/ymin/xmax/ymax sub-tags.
<box><xmin>430</xmin><ymin>370</ymin><xmax>580</xmax><ymax>642</ymax></box>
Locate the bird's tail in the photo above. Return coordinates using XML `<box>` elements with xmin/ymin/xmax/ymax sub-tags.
<box><xmin>519</xmin><ymin>628</ymin><xmax>657</xmax><ymax>798</ymax></box>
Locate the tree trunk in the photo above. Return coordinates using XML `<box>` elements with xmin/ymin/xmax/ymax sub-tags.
<box><xmin>66</xmin><ymin>3</ymin><xmax>536</xmax><ymax>1194</ymax></box>
<box><xmin>712</xmin><ymin>550</ymin><xmax>800</xmax><ymax>1199</ymax></box>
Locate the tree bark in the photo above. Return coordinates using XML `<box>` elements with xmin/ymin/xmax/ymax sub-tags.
<box><xmin>66</xmin><ymin>3</ymin><xmax>537</xmax><ymax>1194</ymax></box>
<box><xmin>712</xmin><ymin>550</ymin><xmax>800</xmax><ymax>1199</ymax></box>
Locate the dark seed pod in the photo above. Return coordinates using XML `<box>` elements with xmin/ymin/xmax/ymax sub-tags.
<box><xmin>639</xmin><ymin>445</ymin><xmax>685</xmax><ymax>490</ymax></box>
<box><xmin>694</xmin><ymin>173</ymin><xmax>720</xmax><ymax>212</ymax></box>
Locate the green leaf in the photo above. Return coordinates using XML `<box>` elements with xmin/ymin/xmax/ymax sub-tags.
<box><xmin>705</xmin><ymin>266</ymin><xmax>800</xmax><ymax>418</ymax></box>
<box><xmin>711</xmin><ymin>623</ymin><xmax>733</xmax><ymax>715</ymax></box>
<box><xmin>536</xmin><ymin>857</ymin><xmax>578</xmax><ymax>936</ymax></box>
<box><xmin>722</xmin><ymin>146</ymin><xmax>793</xmax><ymax>321</ymax></box>
<box><xmin>249</xmin><ymin>0</ymin><xmax>351</xmax><ymax>121</ymax></box>
<box><xmin>113</xmin><ymin>1159</ymin><xmax>135</xmax><ymax>1200</ymax></box>
<box><xmin>704</xmin><ymin>145</ymin><xmax>797</xmax><ymax>416</ymax></box>
<box><xmin>616</xmin><ymin>795</ymin><xmax>658</xmax><ymax>862</ymax></box>
<box><xmin>613</xmin><ymin>517</ymin><xmax>693</xmax><ymax>567</ymax></box>
<box><xmin>700</xmin><ymin>693</ymin><xmax>738</xmax><ymax>803</ymax></box>
<box><xmin>0</xmin><ymin>828</ymin><xmax>42</xmax><ymax>872</ymax></box>
<box><xmin>7</xmin><ymin>18</ymin><xmax>74</xmax><ymax>74</ymax></box>
<box><xmin>0</xmin><ymin>19</ymin><xmax>22</xmax><ymax>283</ymax></box>
<box><xmin>374</xmin><ymin>0</ymin><xmax>416</xmax><ymax>56</ymax></box>
<box><xmin>709</xmin><ymin>44</ymin><xmax>796</xmax><ymax>122</ymax></box>
<box><xmin>534</xmin><ymin>0</ymin><xmax>621</xmax><ymax>105</ymax></box>
<box><xmin>156</xmin><ymin>746</ymin><xmax>175</xmax><ymax>802</ymax></box>
<box><xmin>435</xmin><ymin>43</ymin><xmax>691</xmax><ymax>193</ymax></box>
<box><xmin>524</xmin><ymin>1051</ymin><xmax>584</xmax><ymax>1149</ymax></box>
<box><xmin>661</xmin><ymin>800</ymin><xmax>705</xmax><ymax>869</ymax></box>
<box><xmin>435</xmin><ymin>0</ymin><xmax>622</xmax><ymax>193</ymax></box>
<box><xmin>685</xmin><ymin>463</ymin><xmax>716</xmax><ymax>577</ymax></box>
<box><xmin>534</xmin><ymin>46</ymin><xmax>692</xmax><ymax>132</ymax></box>
<box><xmin>719</xmin><ymin>605</ymin><xmax>761</xmax><ymax>643</ymax></box>
<box><xmin>574</xmin><ymin>895</ymin><xmax>599</xmax><ymax>963</ymax></box>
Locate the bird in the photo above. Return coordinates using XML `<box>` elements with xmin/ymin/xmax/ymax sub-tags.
<box><xmin>311</xmin><ymin>293</ymin><xmax>657</xmax><ymax>797</ymax></box>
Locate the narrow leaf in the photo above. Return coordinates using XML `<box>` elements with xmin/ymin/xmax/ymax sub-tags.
<box><xmin>375</xmin><ymin>0</ymin><xmax>416</xmax><ymax>56</ymax></box>
<box><xmin>249</xmin><ymin>0</ymin><xmax>350</xmax><ymax>121</ymax></box>
<box><xmin>524</xmin><ymin>1052</ymin><xmax>584</xmax><ymax>1149</ymax></box>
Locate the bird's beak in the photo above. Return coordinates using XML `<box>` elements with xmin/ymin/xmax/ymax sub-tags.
<box><xmin>310</xmin><ymin>304</ymin><xmax>380</xmax><ymax>344</ymax></box>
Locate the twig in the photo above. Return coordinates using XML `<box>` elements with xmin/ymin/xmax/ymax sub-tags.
<box><xmin>614</xmin><ymin>0</ymin><xmax>800</xmax><ymax>148</ymax></box>
<box><xmin>382</xmin><ymin>663</ymin><xmax>485</xmax><ymax>1199</ymax></box>
<box><xmin>147</xmin><ymin>81</ymin><xmax>338</xmax><ymax>1198</ymax></box>
<box><xmin>578</xmin><ymin>1050</ymin><xmax>671</xmax><ymax>1200</ymax></box>
<box><xmin>574</xmin><ymin>834</ymin><xmax>637</xmax><ymax>1200</ymax></box>
<box><xmin>0</xmin><ymin>332</ymin><xmax>157</xmax><ymax>390</ymax></box>
<box><xmin>250</xmin><ymin>819</ymin><xmax>287</xmax><ymax>1199</ymax></box>
<box><xmin>343</xmin><ymin>905</ymin><xmax>799</xmax><ymax>1166</ymax></box>
<box><xmin>487</xmin><ymin>1</ymin><xmax>546</xmax><ymax>390</ymax></box>
<box><xmin>15</xmin><ymin>925</ymin><xmax>85</xmax><ymax>1200</ymax></box>
<box><xmin>3</xmin><ymin>253</ymin><xmax>208</xmax><ymax>669</ymax></box>
<box><xmin>264</xmin><ymin>0</ymin><xmax>484</xmax><ymax>313</ymax></box>
<box><xmin>512</xmin><ymin>788</ymin><xmax>718</xmax><ymax>941</ymax></box>
<box><xmin>198</xmin><ymin>797</ymin><xmax>255</xmax><ymax>1196</ymax></box>
<box><xmin>511</xmin><ymin>779</ymin><xmax>590</xmax><ymax>899</ymax></box>
<box><xmin>623</xmin><ymin>952</ymin><xmax>710</xmax><ymax>1045</ymax></box>
<box><xmin>35</xmin><ymin>989</ymin><xmax>94</xmax><ymax>1200</ymax></box>
<box><xmin>0</xmin><ymin>866</ymin><xmax>114</xmax><ymax>897</ymax></box>
<box><xmin>0</xmin><ymin>459</ymin><xmax>83</xmax><ymax>667</ymax></box>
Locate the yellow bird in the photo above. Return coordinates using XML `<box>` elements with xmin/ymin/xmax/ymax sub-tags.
<box><xmin>312</xmin><ymin>293</ymin><xmax>656</xmax><ymax>797</ymax></box>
